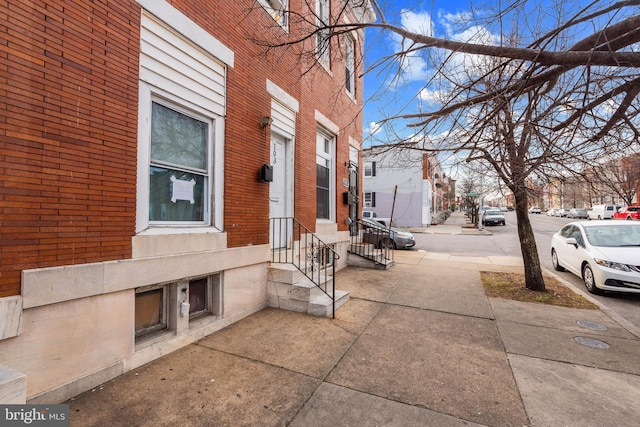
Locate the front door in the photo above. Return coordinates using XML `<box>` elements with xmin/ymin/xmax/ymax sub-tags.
<box><xmin>269</xmin><ymin>134</ymin><xmax>290</xmax><ymax>248</ymax></box>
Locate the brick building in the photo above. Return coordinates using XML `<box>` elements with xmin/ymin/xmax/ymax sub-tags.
<box><xmin>0</xmin><ymin>0</ymin><xmax>374</xmax><ymax>403</ymax></box>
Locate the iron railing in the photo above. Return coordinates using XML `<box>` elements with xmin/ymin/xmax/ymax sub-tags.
<box><xmin>348</xmin><ymin>219</ymin><xmax>395</xmax><ymax>266</ymax></box>
<box><xmin>269</xmin><ymin>217</ymin><xmax>340</xmax><ymax>318</ymax></box>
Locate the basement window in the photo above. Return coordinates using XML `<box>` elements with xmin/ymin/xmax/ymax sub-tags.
<box><xmin>190</xmin><ymin>274</ymin><xmax>223</xmax><ymax>321</ymax></box>
<box><xmin>135</xmin><ymin>285</ymin><xmax>168</xmax><ymax>338</ymax></box>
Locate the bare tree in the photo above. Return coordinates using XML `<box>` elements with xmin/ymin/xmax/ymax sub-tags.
<box><xmin>589</xmin><ymin>154</ymin><xmax>640</xmax><ymax>206</ymax></box>
<box><xmin>248</xmin><ymin>0</ymin><xmax>640</xmax><ymax>291</ymax></box>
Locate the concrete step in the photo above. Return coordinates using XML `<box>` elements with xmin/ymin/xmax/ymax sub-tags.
<box><xmin>346</xmin><ymin>252</ymin><xmax>394</xmax><ymax>270</ymax></box>
<box><xmin>308</xmin><ymin>290</ymin><xmax>349</xmax><ymax>317</ymax></box>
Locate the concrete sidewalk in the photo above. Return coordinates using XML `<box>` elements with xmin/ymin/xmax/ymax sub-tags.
<box><xmin>409</xmin><ymin>210</ymin><xmax>492</xmax><ymax>235</ymax></box>
<box><xmin>67</xmin><ymin>213</ymin><xmax>640</xmax><ymax>426</ymax></box>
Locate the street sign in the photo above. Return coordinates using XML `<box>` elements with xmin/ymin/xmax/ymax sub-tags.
<box><xmin>466</xmin><ymin>192</ymin><xmax>478</xmax><ymax>197</ymax></box>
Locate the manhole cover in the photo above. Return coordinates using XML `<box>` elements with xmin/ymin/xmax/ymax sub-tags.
<box><xmin>574</xmin><ymin>336</ymin><xmax>609</xmax><ymax>349</ymax></box>
<box><xmin>577</xmin><ymin>320</ymin><xmax>608</xmax><ymax>331</ymax></box>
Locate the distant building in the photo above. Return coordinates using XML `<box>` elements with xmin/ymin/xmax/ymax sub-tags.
<box><xmin>362</xmin><ymin>144</ymin><xmax>452</xmax><ymax>227</ymax></box>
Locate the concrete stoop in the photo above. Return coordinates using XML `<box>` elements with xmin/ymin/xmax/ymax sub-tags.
<box><xmin>267</xmin><ymin>263</ymin><xmax>349</xmax><ymax>317</ymax></box>
<box><xmin>347</xmin><ymin>246</ymin><xmax>394</xmax><ymax>270</ymax></box>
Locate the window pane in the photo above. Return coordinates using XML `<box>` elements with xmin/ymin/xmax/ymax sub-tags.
<box><xmin>135</xmin><ymin>288</ymin><xmax>164</xmax><ymax>335</ymax></box>
<box><xmin>317</xmin><ymin>163</ymin><xmax>330</xmax><ymax>219</ymax></box>
<box><xmin>189</xmin><ymin>277</ymin><xmax>208</xmax><ymax>316</ymax></box>
<box><xmin>345</xmin><ymin>36</ymin><xmax>354</xmax><ymax>93</ymax></box>
<box><xmin>149</xmin><ymin>166</ymin><xmax>205</xmax><ymax>222</ymax></box>
<box><xmin>151</xmin><ymin>102</ymin><xmax>208</xmax><ymax>171</ymax></box>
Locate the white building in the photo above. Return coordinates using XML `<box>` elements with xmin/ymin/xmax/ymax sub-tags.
<box><xmin>362</xmin><ymin>145</ymin><xmax>445</xmax><ymax>227</ymax></box>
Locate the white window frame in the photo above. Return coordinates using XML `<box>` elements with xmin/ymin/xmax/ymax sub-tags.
<box><xmin>316</xmin><ymin>0</ymin><xmax>330</xmax><ymax>66</ymax></box>
<box><xmin>364</xmin><ymin>192</ymin><xmax>375</xmax><ymax>207</ymax></box>
<box><xmin>138</xmin><ymin>83</ymin><xmax>224</xmax><ymax>232</ymax></box>
<box><xmin>148</xmin><ymin>97</ymin><xmax>213</xmax><ymax>227</ymax></box>
<box><xmin>364</xmin><ymin>161</ymin><xmax>375</xmax><ymax>177</ymax></box>
<box><xmin>316</xmin><ymin>129</ymin><xmax>335</xmax><ymax>221</ymax></box>
<box><xmin>258</xmin><ymin>0</ymin><xmax>289</xmax><ymax>30</ymax></box>
<box><xmin>345</xmin><ymin>34</ymin><xmax>355</xmax><ymax>96</ymax></box>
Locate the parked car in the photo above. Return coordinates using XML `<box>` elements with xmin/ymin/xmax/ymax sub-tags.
<box><xmin>362</xmin><ymin>211</ymin><xmax>393</xmax><ymax>227</ymax></box>
<box><xmin>613</xmin><ymin>206</ymin><xmax>640</xmax><ymax>220</ymax></box>
<box><xmin>554</xmin><ymin>208</ymin><xmax>569</xmax><ymax>217</ymax></box>
<box><xmin>568</xmin><ymin>208</ymin><xmax>588</xmax><ymax>219</ymax></box>
<box><xmin>528</xmin><ymin>206</ymin><xmax>541</xmax><ymax>214</ymax></box>
<box><xmin>361</xmin><ymin>218</ymin><xmax>415</xmax><ymax>250</ymax></box>
<box><xmin>551</xmin><ymin>221</ymin><xmax>640</xmax><ymax>295</ymax></box>
<box><xmin>587</xmin><ymin>204</ymin><xmax>616</xmax><ymax>220</ymax></box>
<box><xmin>547</xmin><ymin>208</ymin><xmax>557</xmax><ymax>216</ymax></box>
<box><xmin>482</xmin><ymin>209</ymin><xmax>506</xmax><ymax>226</ymax></box>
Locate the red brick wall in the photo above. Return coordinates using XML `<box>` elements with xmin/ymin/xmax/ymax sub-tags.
<box><xmin>170</xmin><ymin>1</ymin><xmax>364</xmax><ymax>243</ymax></box>
<box><xmin>0</xmin><ymin>1</ymin><xmax>140</xmax><ymax>296</ymax></box>
<box><xmin>0</xmin><ymin>0</ymin><xmax>364</xmax><ymax>297</ymax></box>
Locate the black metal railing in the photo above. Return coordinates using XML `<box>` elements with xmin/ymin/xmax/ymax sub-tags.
<box><xmin>348</xmin><ymin>220</ymin><xmax>395</xmax><ymax>265</ymax></box>
<box><xmin>269</xmin><ymin>217</ymin><xmax>340</xmax><ymax>318</ymax></box>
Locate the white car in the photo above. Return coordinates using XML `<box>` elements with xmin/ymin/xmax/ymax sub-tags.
<box><xmin>551</xmin><ymin>221</ymin><xmax>640</xmax><ymax>295</ymax></box>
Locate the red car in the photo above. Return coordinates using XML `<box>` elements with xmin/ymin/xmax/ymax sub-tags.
<box><xmin>613</xmin><ymin>206</ymin><xmax>640</xmax><ymax>220</ymax></box>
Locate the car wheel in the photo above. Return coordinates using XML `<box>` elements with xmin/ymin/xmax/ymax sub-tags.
<box><xmin>582</xmin><ymin>264</ymin><xmax>603</xmax><ymax>295</ymax></box>
<box><xmin>378</xmin><ymin>238</ymin><xmax>396</xmax><ymax>250</ymax></box>
<box><xmin>502</xmin><ymin>221</ymin><xmax>505</xmax><ymax>226</ymax></box>
<box><xmin>551</xmin><ymin>249</ymin><xmax>565</xmax><ymax>272</ymax></box>
<box><xmin>628</xmin><ymin>216</ymin><xmax>632</xmax><ymax>220</ymax></box>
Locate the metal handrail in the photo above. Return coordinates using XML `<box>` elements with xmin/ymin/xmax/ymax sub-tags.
<box><xmin>348</xmin><ymin>219</ymin><xmax>395</xmax><ymax>265</ymax></box>
<box><xmin>269</xmin><ymin>217</ymin><xmax>340</xmax><ymax>318</ymax></box>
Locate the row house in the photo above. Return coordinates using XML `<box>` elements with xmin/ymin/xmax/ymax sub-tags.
<box><xmin>542</xmin><ymin>154</ymin><xmax>640</xmax><ymax>211</ymax></box>
<box><xmin>362</xmin><ymin>143</ymin><xmax>452</xmax><ymax>227</ymax></box>
<box><xmin>0</xmin><ymin>0</ymin><xmax>375</xmax><ymax>403</ymax></box>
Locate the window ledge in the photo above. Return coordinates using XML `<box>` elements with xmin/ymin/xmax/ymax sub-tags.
<box><xmin>138</xmin><ymin>227</ymin><xmax>222</xmax><ymax>236</ymax></box>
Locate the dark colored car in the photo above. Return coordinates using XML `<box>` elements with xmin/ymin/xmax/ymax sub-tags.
<box><xmin>361</xmin><ymin>218</ymin><xmax>416</xmax><ymax>249</ymax></box>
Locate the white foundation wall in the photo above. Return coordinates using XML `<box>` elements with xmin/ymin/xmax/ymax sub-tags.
<box><xmin>0</xmin><ymin>238</ymin><xmax>270</xmax><ymax>403</ymax></box>
<box><xmin>0</xmin><ymin>292</ymin><xmax>133</xmax><ymax>400</ymax></box>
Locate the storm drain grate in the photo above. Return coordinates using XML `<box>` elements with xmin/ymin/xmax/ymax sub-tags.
<box><xmin>574</xmin><ymin>336</ymin><xmax>609</xmax><ymax>349</ymax></box>
<box><xmin>577</xmin><ymin>320</ymin><xmax>608</xmax><ymax>331</ymax></box>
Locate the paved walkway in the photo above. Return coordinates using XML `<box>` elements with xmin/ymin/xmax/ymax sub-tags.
<box><xmin>67</xmin><ymin>212</ymin><xmax>640</xmax><ymax>426</ymax></box>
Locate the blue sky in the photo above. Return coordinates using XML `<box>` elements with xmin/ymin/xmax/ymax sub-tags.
<box><xmin>362</xmin><ymin>0</ymin><xmax>479</xmax><ymax>146</ymax></box>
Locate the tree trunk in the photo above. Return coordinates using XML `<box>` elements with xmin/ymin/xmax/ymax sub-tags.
<box><xmin>513</xmin><ymin>185</ymin><xmax>546</xmax><ymax>291</ymax></box>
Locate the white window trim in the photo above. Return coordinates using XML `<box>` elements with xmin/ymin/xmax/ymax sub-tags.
<box><xmin>316</xmin><ymin>129</ymin><xmax>336</xmax><ymax>222</ymax></box>
<box><xmin>137</xmin><ymin>83</ymin><xmax>225</xmax><ymax>233</ymax></box>
<box><xmin>364</xmin><ymin>162</ymin><xmax>373</xmax><ymax>177</ymax></box>
<box><xmin>316</xmin><ymin>0</ymin><xmax>331</xmax><ymax>67</ymax></box>
<box><xmin>345</xmin><ymin>34</ymin><xmax>355</xmax><ymax>98</ymax></box>
<box><xmin>257</xmin><ymin>0</ymin><xmax>289</xmax><ymax>30</ymax></box>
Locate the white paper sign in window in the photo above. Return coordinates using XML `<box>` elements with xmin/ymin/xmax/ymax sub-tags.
<box><xmin>171</xmin><ymin>175</ymin><xmax>196</xmax><ymax>204</ymax></box>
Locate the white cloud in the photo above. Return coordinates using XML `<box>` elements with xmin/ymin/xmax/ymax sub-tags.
<box><xmin>388</xmin><ymin>9</ymin><xmax>434</xmax><ymax>83</ymax></box>
<box><xmin>367</xmin><ymin>121</ymin><xmax>381</xmax><ymax>136</ymax></box>
<box><xmin>418</xmin><ymin>87</ymin><xmax>447</xmax><ymax>103</ymax></box>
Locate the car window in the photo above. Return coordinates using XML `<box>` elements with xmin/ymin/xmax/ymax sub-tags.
<box><xmin>560</xmin><ymin>225</ymin><xmax>574</xmax><ymax>238</ymax></box>
<box><xmin>584</xmin><ymin>225</ymin><xmax>640</xmax><ymax>247</ymax></box>
<box><xmin>570</xmin><ymin>227</ymin><xmax>585</xmax><ymax>247</ymax></box>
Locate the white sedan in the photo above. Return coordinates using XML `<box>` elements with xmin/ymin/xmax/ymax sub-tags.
<box><xmin>551</xmin><ymin>221</ymin><xmax>640</xmax><ymax>295</ymax></box>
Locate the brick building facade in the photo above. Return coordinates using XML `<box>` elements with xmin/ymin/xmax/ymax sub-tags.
<box><xmin>0</xmin><ymin>0</ymin><xmax>374</xmax><ymax>403</ymax></box>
